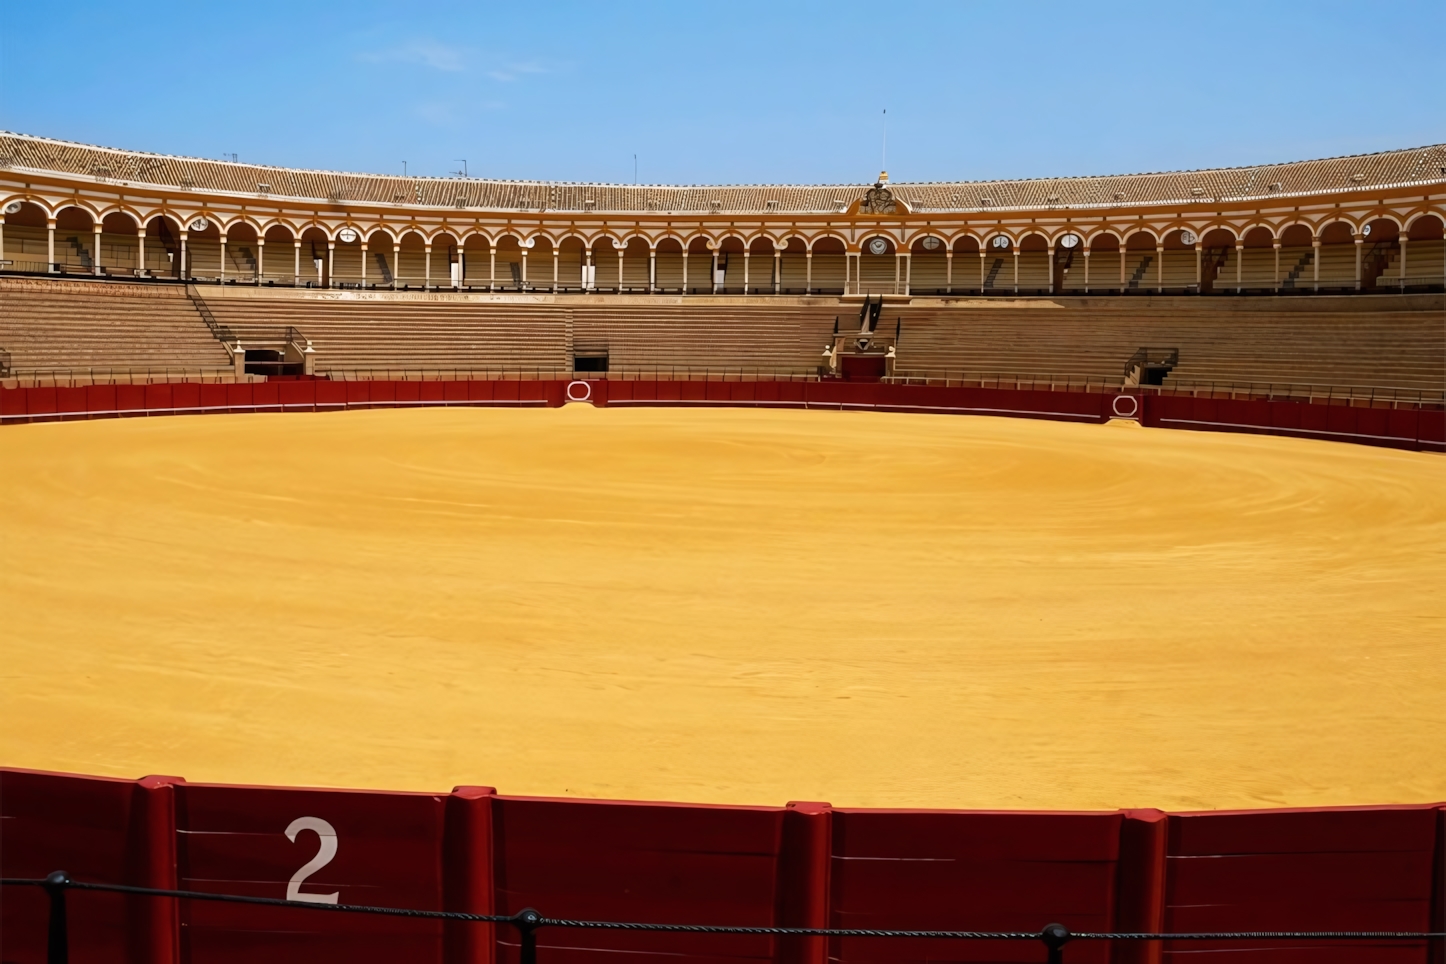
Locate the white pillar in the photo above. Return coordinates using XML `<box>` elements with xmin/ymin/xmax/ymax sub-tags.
<box><xmin>1353</xmin><ymin>235</ymin><xmax>1363</xmax><ymax>290</ymax></box>
<box><xmin>1156</xmin><ymin>245</ymin><xmax>1164</xmax><ymax>293</ymax></box>
<box><xmin>425</xmin><ymin>245</ymin><xmax>432</xmax><ymax>290</ymax></box>
<box><xmin>712</xmin><ymin>252</ymin><xmax>719</xmax><ymax>294</ymax></box>
<box><xmin>649</xmin><ymin>247</ymin><xmax>656</xmax><ymax>294</ymax></box>
<box><xmin>1083</xmin><ymin>249</ymin><xmax>1091</xmax><ymax>292</ymax></box>
<box><xmin>393</xmin><ymin>243</ymin><xmax>401</xmax><ymax>290</ymax></box>
<box><xmin>327</xmin><ymin>241</ymin><xmax>334</xmax><ymax>288</ymax></box>
<box><xmin>894</xmin><ymin>252</ymin><xmax>901</xmax><ymax>294</ymax></box>
<box><xmin>1047</xmin><ymin>244</ymin><xmax>1056</xmax><ymax>294</ymax></box>
<box><xmin>1119</xmin><ymin>247</ymin><xmax>1126</xmax><ymax>289</ymax></box>
<box><xmin>137</xmin><ymin>230</ymin><xmax>145</xmax><ymax>276</ymax></box>
<box><xmin>220</xmin><ymin>235</ymin><xmax>227</xmax><ymax>282</ymax></box>
<box><xmin>294</xmin><ymin>240</ymin><xmax>301</xmax><ymax>284</ymax></box>
<box><xmin>93</xmin><ymin>224</ymin><xmax>103</xmax><ymax>276</ymax></box>
<box><xmin>1012</xmin><ymin>249</ymin><xmax>1019</xmax><ymax>294</ymax></box>
<box><xmin>255</xmin><ymin>238</ymin><xmax>264</xmax><ymax>283</ymax></box>
<box><xmin>553</xmin><ymin>248</ymin><xmax>559</xmax><ymax>293</ymax></box>
<box><xmin>47</xmin><ymin>221</ymin><xmax>56</xmax><ymax>273</ymax></box>
<box><xmin>1234</xmin><ymin>243</ymin><xmax>1243</xmax><ymax>292</ymax></box>
<box><xmin>1312</xmin><ymin>239</ymin><xmax>1320</xmax><ymax>291</ymax></box>
<box><xmin>773</xmin><ymin>249</ymin><xmax>781</xmax><ymax>294</ymax></box>
<box><xmin>521</xmin><ymin>248</ymin><xmax>528</xmax><ymax>289</ymax></box>
<box><xmin>743</xmin><ymin>251</ymin><xmax>750</xmax><ymax>293</ymax></box>
<box><xmin>616</xmin><ymin>247</ymin><xmax>624</xmax><ymax>291</ymax></box>
<box><xmin>979</xmin><ymin>250</ymin><xmax>986</xmax><ymax>291</ymax></box>
<box><xmin>805</xmin><ymin>251</ymin><xmax>812</xmax><ymax>293</ymax></box>
<box><xmin>180</xmin><ymin>231</ymin><xmax>188</xmax><ymax>280</ymax></box>
<box><xmin>489</xmin><ymin>246</ymin><xmax>496</xmax><ymax>291</ymax></box>
<box><xmin>1398</xmin><ymin>236</ymin><xmax>1407</xmax><ymax>287</ymax></box>
<box><xmin>945</xmin><ymin>250</ymin><xmax>953</xmax><ymax>293</ymax></box>
<box><xmin>360</xmin><ymin>243</ymin><xmax>367</xmax><ymax>287</ymax></box>
<box><xmin>903</xmin><ymin>252</ymin><xmax>911</xmax><ymax>296</ymax></box>
<box><xmin>1272</xmin><ymin>241</ymin><xmax>1281</xmax><ymax>291</ymax></box>
<box><xmin>1194</xmin><ymin>244</ymin><xmax>1201</xmax><ymax>290</ymax></box>
<box><xmin>681</xmin><ymin>250</ymin><xmax>689</xmax><ymax>292</ymax></box>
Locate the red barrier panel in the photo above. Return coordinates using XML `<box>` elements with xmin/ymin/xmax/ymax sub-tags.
<box><xmin>174</xmin><ymin>782</ymin><xmax>447</xmax><ymax>964</ymax></box>
<box><xmin>493</xmin><ymin>796</ymin><xmax>784</xmax><ymax>964</ymax></box>
<box><xmin>830</xmin><ymin>810</ymin><xmax>1123</xmax><ymax>964</ymax></box>
<box><xmin>1163</xmin><ymin>806</ymin><xmax>1440</xmax><ymax>964</ymax></box>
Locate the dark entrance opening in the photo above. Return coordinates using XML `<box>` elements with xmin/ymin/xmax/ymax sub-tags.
<box><xmin>574</xmin><ymin>353</ymin><xmax>608</xmax><ymax>373</ymax></box>
<box><xmin>244</xmin><ymin>349</ymin><xmax>303</xmax><ymax>377</ymax></box>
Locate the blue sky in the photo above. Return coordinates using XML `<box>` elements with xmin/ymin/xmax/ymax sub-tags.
<box><xmin>1</xmin><ymin>1</ymin><xmax>1442</xmax><ymax>185</ymax></box>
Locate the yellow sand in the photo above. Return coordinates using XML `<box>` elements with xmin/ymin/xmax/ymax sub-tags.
<box><xmin>2</xmin><ymin>406</ymin><xmax>1443</xmax><ymax>811</ymax></box>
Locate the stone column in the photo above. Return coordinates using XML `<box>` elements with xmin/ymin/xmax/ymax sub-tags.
<box><xmin>649</xmin><ymin>247</ymin><xmax>657</xmax><ymax>294</ymax></box>
<box><xmin>1194</xmin><ymin>243</ymin><xmax>1202</xmax><ymax>290</ymax></box>
<box><xmin>93</xmin><ymin>223</ymin><xmax>103</xmax><ymax>276</ymax></box>
<box><xmin>393</xmin><ymin>243</ymin><xmax>401</xmax><ymax>290</ymax></box>
<box><xmin>774</xmin><ymin>248</ymin><xmax>781</xmax><ymax>294</ymax></box>
<box><xmin>945</xmin><ymin>250</ymin><xmax>953</xmax><ymax>294</ymax></box>
<box><xmin>1047</xmin><ymin>244</ymin><xmax>1056</xmax><ymax>294</ymax></box>
<box><xmin>616</xmin><ymin>246</ymin><xmax>624</xmax><ymax>292</ymax></box>
<box><xmin>1083</xmin><ymin>249</ymin><xmax>1091</xmax><ymax>292</ymax></box>
<box><xmin>903</xmin><ymin>251</ymin><xmax>911</xmax><ymax>296</ymax></box>
<box><xmin>1234</xmin><ymin>243</ymin><xmax>1243</xmax><ymax>292</ymax></box>
<box><xmin>255</xmin><ymin>238</ymin><xmax>264</xmax><ymax>283</ymax></box>
<box><xmin>489</xmin><ymin>246</ymin><xmax>496</xmax><ymax>291</ymax></box>
<box><xmin>180</xmin><ymin>231</ymin><xmax>188</xmax><ymax>280</ymax></box>
<box><xmin>1353</xmin><ymin>235</ymin><xmax>1363</xmax><ymax>290</ymax></box>
<box><xmin>743</xmin><ymin>251</ymin><xmax>750</xmax><ymax>294</ymax></box>
<box><xmin>805</xmin><ymin>251</ymin><xmax>812</xmax><ymax>293</ymax></box>
<box><xmin>137</xmin><ymin>229</ymin><xmax>146</xmax><ymax>276</ymax></box>
<box><xmin>1312</xmin><ymin>238</ymin><xmax>1320</xmax><ymax>291</ymax></box>
<box><xmin>681</xmin><ymin>250</ymin><xmax>689</xmax><ymax>292</ymax></box>
<box><xmin>894</xmin><ymin>252</ymin><xmax>901</xmax><ymax>294</ymax></box>
<box><xmin>47</xmin><ymin>220</ymin><xmax>56</xmax><ymax>273</ymax></box>
<box><xmin>1156</xmin><ymin>244</ymin><xmax>1164</xmax><ymax>293</ymax></box>
<box><xmin>1397</xmin><ymin>236</ymin><xmax>1407</xmax><ymax>288</ymax></box>
<box><xmin>520</xmin><ymin>248</ymin><xmax>528</xmax><ymax>289</ymax></box>
<box><xmin>1012</xmin><ymin>248</ymin><xmax>1019</xmax><ymax>294</ymax></box>
<box><xmin>425</xmin><ymin>244</ymin><xmax>432</xmax><ymax>291</ymax></box>
<box><xmin>220</xmin><ymin>235</ymin><xmax>228</xmax><ymax>282</ymax></box>
<box><xmin>294</xmin><ymin>239</ymin><xmax>301</xmax><ymax>284</ymax></box>
<box><xmin>1119</xmin><ymin>247</ymin><xmax>1126</xmax><ymax>290</ymax></box>
<box><xmin>979</xmin><ymin>250</ymin><xmax>986</xmax><ymax>290</ymax></box>
<box><xmin>553</xmin><ymin>248</ymin><xmax>559</xmax><ymax>293</ymax></box>
<box><xmin>1272</xmin><ymin>240</ymin><xmax>1281</xmax><ymax>291</ymax></box>
<box><xmin>326</xmin><ymin>241</ymin><xmax>335</xmax><ymax>288</ymax></box>
<box><xmin>360</xmin><ymin>242</ymin><xmax>368</xmax><ymax>287</ymax></box>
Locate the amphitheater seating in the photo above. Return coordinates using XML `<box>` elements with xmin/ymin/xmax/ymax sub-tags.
<box><xmin>573</xmin><ymin>304</ymin><xmax>838</xmax><ymax>373</ymax></box>
<box><xmin>0</xmin><ymin>278</ymin><xmax>232</xmax><ymax>376</ymax></box>
<box><xmin>893</xmin><ymin>296</ymin><xmax>1445</xmax><ymax>393</ymax></box>
<box><xmin>199</xmin><ymin>294</ymin><xmax>571</xmax><ymax>375</ymax></box>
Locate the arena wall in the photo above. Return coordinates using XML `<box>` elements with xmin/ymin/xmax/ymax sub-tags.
<box><xmin>2</xmin><ymin>768</ymin><xmax>1442</xmax><ymax>964</ymax></box>
<box><xmin>2</xmin><ymin>378</ymin><xmax>1441</xmax><ymax>452</ymax></box>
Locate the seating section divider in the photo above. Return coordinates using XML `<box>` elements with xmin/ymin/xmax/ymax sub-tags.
<box><xmin>2</xmin><ymin>378</ymin><xmax>1441</xmax><ymax>452</ymax></box>
<box><xmin>2</xmin><ymin>769</ymin><xmax>1442</xmax><ymax>964</ymax></box>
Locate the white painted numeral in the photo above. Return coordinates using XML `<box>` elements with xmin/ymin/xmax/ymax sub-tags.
<box><xmin>284</xmin><ymin>816</ymin><xmax>339</xmax><ymax>904</ymax></box>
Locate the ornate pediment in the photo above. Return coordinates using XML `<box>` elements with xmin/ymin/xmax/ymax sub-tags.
<box><xmin>859</xmin><ymin>181</ymin><xmax>896</xmax><ymax>214</ymax></box>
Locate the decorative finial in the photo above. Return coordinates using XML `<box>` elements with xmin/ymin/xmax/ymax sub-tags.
<box><xmin>878</xmin><ymin>171</ymin><xmax>889</xmax><ymax>184</ymax></box>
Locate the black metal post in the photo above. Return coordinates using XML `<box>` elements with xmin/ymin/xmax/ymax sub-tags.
<box><xmin>1040</xmin><ymin>923</ymin><xmax>1071</xmax><ymax>964</ymax></box>
<box><xmin>42</xmin><ymin>871</ymin><xmax>70</xmax><ymax>964</ymax></box>
<box><xmin>513</xmin><ymin>907</ymin><xmax>542</xmax><ymax>964</ymax></box>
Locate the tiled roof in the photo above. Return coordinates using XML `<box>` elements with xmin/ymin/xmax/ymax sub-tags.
<box><xmin>2</xmin><ymin>132</ymin><xmax>1443</xmax><ymax>215</ymax></box>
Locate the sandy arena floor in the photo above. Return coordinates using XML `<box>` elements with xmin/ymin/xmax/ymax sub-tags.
<box><xmin>1</xmin><ymin>406</ymin><xmax>1443</xmax><ymax>811</ymax></box>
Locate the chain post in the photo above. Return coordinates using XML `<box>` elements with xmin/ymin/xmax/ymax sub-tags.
<box><xmin>513</xmin><ymin>907</ymin><xmax>542</xmax><ymax>964</ymax></box>
<box><xmin>42</xmin><ymin>871</ymin><xmax>71</xmax><ymax>964</ymax></box>
<box><xmin>1040</xmin><ymin>923</ymin><xmax>1071</xmax><ymax>964</ymax></box>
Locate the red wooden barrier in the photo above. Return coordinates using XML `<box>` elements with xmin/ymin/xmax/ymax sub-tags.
<box><xmin>1</xmin><ymin>768</ymin><xmax>1443</xmax><ymax>964</ymax></box>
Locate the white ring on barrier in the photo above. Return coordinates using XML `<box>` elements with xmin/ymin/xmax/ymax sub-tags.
<box><xmin>566</xmin><ymin>380</ymin><xmax>593</xmax><ymax>403</ymax></box>
<box><xmin>1112</xmin><ymin>394</ymin><xmax>1140</xmax><ymax>418</ymax></box>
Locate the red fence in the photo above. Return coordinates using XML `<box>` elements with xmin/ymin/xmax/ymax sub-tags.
<box><xmin>1</xmin><ymin>379</ymin><xmax>1439</xmax><ymax>452</ymax></box>
<box><xmin>3</xmin><ymin>769</ymin><xmax>1443</xmax><ymax>964</ymax></box>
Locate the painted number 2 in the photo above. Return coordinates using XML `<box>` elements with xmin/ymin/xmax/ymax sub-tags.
<box><xmin>285</xmin><ymin>816</ymin><xmax>339</xmax><ymax>904</ymax></box>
